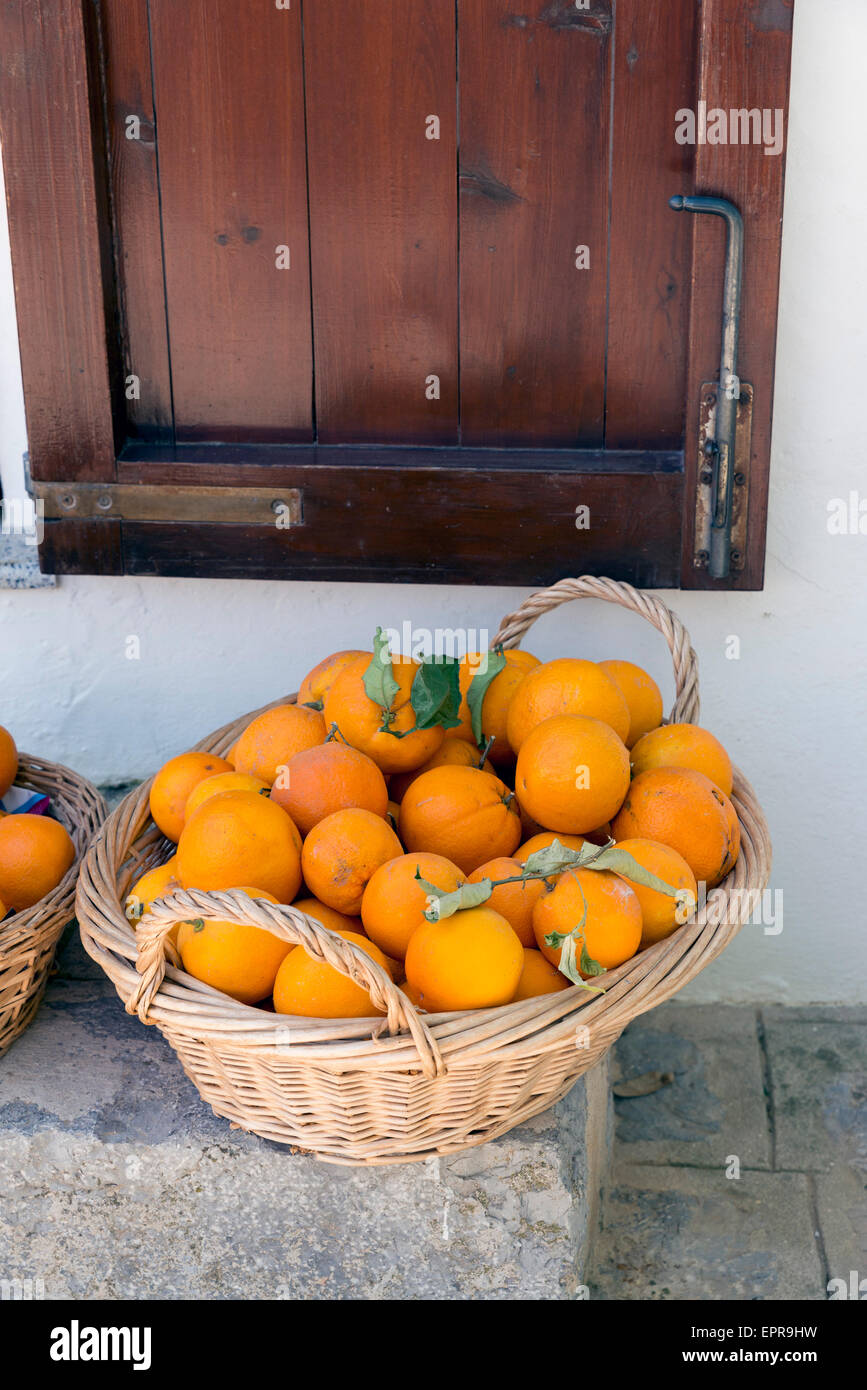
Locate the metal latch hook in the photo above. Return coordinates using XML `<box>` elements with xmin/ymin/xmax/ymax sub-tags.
<box><xmin>670</xmin><ymin>194</ymin><xmax>745</xmax><ymax>580</ymax></box>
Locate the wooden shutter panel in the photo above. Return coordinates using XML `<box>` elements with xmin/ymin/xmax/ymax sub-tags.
<box><xmin>0</xmin><ymin>0</ymin><xmax>794</xmax><ymax>588</ymax></box>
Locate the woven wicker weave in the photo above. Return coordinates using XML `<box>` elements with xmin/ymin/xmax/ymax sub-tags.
<box><xmin>0</xmin><ymin>755</ymin><xmax>107</xmax><ymax>1056</ymax></box>
<box><xmin>76</xmin><ymin>577</ymin><xmax>772</xmax><ymax>1165</ymax></box>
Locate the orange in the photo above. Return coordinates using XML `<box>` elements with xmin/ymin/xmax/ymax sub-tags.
<box><xmin>515</xmin><ymin>832</ymin><xmax>587</xmax><ymax>864</ymax></box>
<box><xmin>611</xmin><ymin>767</ymin><xmax>739</xmax><ymax>889</ymax></box>
<box><xmin>297</xmin><ymin>650</ymin><xmax>369</xmax><ymax>710</ymax></box>
<box><xmin>289</xmin><ymin>896</ymin><xmax>401</xmax><ymax>980</ymax></box>
<box><xmin>506</xmin><ymin>658</ymin><xmax>630</xmax><ymax>752</ymax></box>
<box><xmin>517</xmin><ymin>794</ymin><xmax>547</xmax><ymax>843</ymax></box>
<box><xmin>232</xmin><ymin>704</ymin><xmax>326</xmax><ymax>786</ymax></box>
<box><xmin>400</xmin><ymin>980</ymin><xmax>427</xmax><ymax>1010</ymax></box>
<box><xmin>475</xmin><ymin>649</ymin><xmax>541</xmax><ymax>767</ymax></box>
<box><xmin>323</xmin><ymin>654</ymin><xmax>444</xmax><ymax>774</ymax></box>
<box><xmin>516</xmin><ymin>714</ymin><xmax>630</xmax><ymax>834</ymax></box>
<box><xmin>445</xmin><ymin>649</ymin><xmax>540</xmax><ymax>761</ymax></box>
<box><xmin>269</xmin><ymin>742</ymin><xmax>388</xmax><ymax>836</ymax></box>
<box><xmin>291</xmin><ymin>896</ymin><xmax>363</xmax><ymax>936</ymax></box>
<box><xmin>176</xmin><ymin>790</ymin><xmax>303</xmax><ymax>902</ymax></box>
<box><xmin>177</xmin><ymin>888</ymin><xmax>290</xmax><ymax>1004</ymax></box>
<box><xmin>399</xmin><ymin>765</ymin><xmax>521</xmax><ymax>875</ymax></box>
<box><xmin>612</xmin><ymin>837</ymin><xmax>698</xmax><ymax>947</ymax></box>
<box><xmin>0</xmin><ymin>725</ymin><xmax>18</xmax><ymax>797</ymax></box>
<box><xmin>598</xmin><ymin>660</ymin><xmax>664</xmax><ymax>748</ymax></box>
<box><xmin>184</xmin><ymin>771</ymin><xmax>270</xmax><ymax>822</ymax></box>
<box><xmin>389</xmin><ymin>737</ymin><xmax>494</xmax><ymax>803</ymax></box>
<box><xmin>125</xmin><ymin>857</ymin><xmax>181</xmax><ymax>927</ymax></box>
<box><xmin>149</xmin><ymin>751</ymin><xmax>234</xmax><ymax>843</ymax></box>
<box><xmin>361</xmin><ymin>852</ymin><xmax>465</xmax><ymax>960</ymax></box>
<box><xmin>301</xmin><ymin>807</ymin><xmax>402</xmax><ymax>915</ymax></box>
<box><xmin>0</xmin><ymin>895</ymin><xmax>7</xmax><ymax>919</ymax></box>
<box><xmin>273</xmin><ymin>928</ymin><xmax>389</xmax><ymax>1019</ymax></box>
<box><xmin>467</xmin><ymin>856</ymin><xmax>546</xmax><ymax>947</ymax></box>
<box><xmin>533</xmin><ymin>869</ymin><xmax>642</xmax><ymax>974</ymax></box>
<box><xmin>513</xmin><ymin>947</ymin><xmax>571</xmax><ymax>1000</ymax></box>
<box><xmin>405</xmin><ymin>906</ymin><xmax>524</xmax><ymax>1012</ymax></box>
<box><xmin>630</xmin><ymin>723</ymin><xmax>734</xmax><ymax>797</ymax></box>
<box><xmin>0</xmin><ymin>813</ymin><xmax>75</xmax><ymax>911</ymax></box>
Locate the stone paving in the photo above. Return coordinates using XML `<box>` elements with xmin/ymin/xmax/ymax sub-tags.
<box><xmin>591</xmin><ymin>1002</ymin><xmax>867</xmax><ymax>1301</ymax></box>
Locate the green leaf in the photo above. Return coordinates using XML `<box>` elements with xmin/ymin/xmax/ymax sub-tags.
<box><xmin>582</xmin><ymin>845</ymin><xmax>680</xmax><ymax>898</ymax></box>
<box><xmin>557</xmin><ymin>933</ymin><xmax>583</xmax><ymax>986</ymax></box>
<box><xmin>579</xmin><ymin>939</ymin><xmax>607</xmax><ymax>977</ymax></box>
<box><xmin>362</xmin><ymin>628</ymin><xmax>400</xmax><ymax>725</ymax></box>
<box><xmin>521</xmin><ymin>839</ymin><xmax>596</xmax><ymax>879</ymax></box>
<box><xmin>185</xmin><ymin>918</ymin><xmax>205</xmax><ymax>933</ymax></box>
<box><xmin>548</xmin><ymin>930</ymin><xmax>606</xmax><ymax>991</ymax></box>
<box><xmin>415</xmin><ymin>870</ymin><xmax>494</xmax><ymax>921</ymax></box>
<box><xmin>465</xmin><ymin>647</ymin><xmax>507</xmax><ymax>746</ymax></box>
<box><xmin>300</xmin><ymin>699</ymin><xmax>324</xmax><ymax>711</ymax></box>
<box><xmin>410</xmin><ymin>659</ymin><xmax>462</xmax><ymax>731</ymax></box>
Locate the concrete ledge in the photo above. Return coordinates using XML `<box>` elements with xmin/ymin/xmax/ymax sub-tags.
<box><xmin>0</xmin><ymin>969</ymin><xmax>612</xmax><ymax>1300</ymax></box>
<box><xmin>0</xmin><ymin>534</ymin><xmax>55</xmax><ymax>589</ymax></box>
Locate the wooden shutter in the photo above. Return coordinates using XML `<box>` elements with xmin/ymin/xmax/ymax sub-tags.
<box><xmin>0</xmin><ymin>0</ymin><xmax>794</xmax><ymax>588</ymax></box>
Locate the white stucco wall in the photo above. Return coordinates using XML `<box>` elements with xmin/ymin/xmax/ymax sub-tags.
<box><xmin>1</xmin><ymin>2</ymin><xmax>864</xmax><ymax>1003</ymax></box>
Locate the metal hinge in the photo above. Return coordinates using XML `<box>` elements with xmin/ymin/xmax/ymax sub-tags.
<box><xmin>694</xmin><ymin>382</ymin><xmax>752</xmax><ymax>573</ymax></box>
<box><xmin>670</xmin><ymin>194</ymin><xmax>751</xmax><ymax>579</ymax></box>
<box><xmin>32</xmin><ymin>482</ymin><xmax>302</xmax><ymax>527</ymax></box>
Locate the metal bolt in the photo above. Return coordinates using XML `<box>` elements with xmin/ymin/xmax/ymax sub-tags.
<box><xmin>271</xmin><ymin>499</ymin><xmax>284</xmax><ymax>514</ymax></box>
<box><xmin>730</xmin><ymin>548</ymin><xmax>742</xmax><ymax>563</ymax></box>
<box><xmin>704</xmin><ymin>393</ymin><xmax>716</xmax><ymax>407</ymax></box>
<box><xmin>700</xmin><ymin>470</ymin><xmax>713</xmax><ymax>485</ymax></box>
<box><xmin>60</xmin><ymin>494</ymin><xmax>76</xmax><ymax>509</ymax></box>
<box><xmin>97</xmin><ymin>494</ymin><xmax>112</xmax><ymax>511</ymax></box>
<box><xmin>694</xmin><ymin>550</ymin><xmax>709</xmax><ymax>568</ymax></box>
<box><xmin>734</xmin><ymin>472</ymin><xmax>746</xmax><ymax>486</ymax></box>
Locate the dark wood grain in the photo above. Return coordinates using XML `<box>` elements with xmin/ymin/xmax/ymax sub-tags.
<box><xmin>458</xmin><ymin>0</ymin><xmax>612</xmax><ymax>446</ymax></box>
<box><xmin>99</xmin><ymin>0</ymin><xmax>173</xmax><ymax>441</ymax></box>
<box><xmin>303</xmin><ymin>0</ymin><xmax>458</xmax><ymax>444</ymax></box>
<box><xmin>105</xmin><ymin>444</ymin><xmax>684</xmax><ymax>586</ymax></box>
<box><xmin>681</xmin><ymin>0</ymin><xmax>793</xmax><ymax>589</ymax></box>
<box><xmin>0</xmin><ymin>0</ymin><xmax>119</xmax><ymax>482</ymax></box>
<box><xmin>38</xmin><ymin>520</ymin><xmax>122</xmax><ymax>576</ymax></box>
<box><xmin>147</xmin><ymin>0</ymin><xmax>313</xmax><ymax>441</ymax></box>
<box><xmin>605</xmin><ymin>0</ymin><xmax>697</xmax><ymax>449</ymax></box>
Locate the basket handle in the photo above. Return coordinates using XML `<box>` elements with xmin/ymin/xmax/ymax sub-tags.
<box><xmin>128</xmin><ymin>888</ymin><xmax>446</xmax><ymax>1080</ymax></box>
<box><xmin>492</xmin><ymin>575</ymin><xmax>700</xmax><ymax>724</ymax></box>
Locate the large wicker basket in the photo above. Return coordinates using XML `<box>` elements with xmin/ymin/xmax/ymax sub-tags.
<box><xmin>76</xmin><ymin>578</ymin><xmax>772</xmax><ymax>1165</ymax></box>
<box><xmin>0</xmin><ymin>754</ymin><xmax>107</xmax><ymax>1055</ymax></box>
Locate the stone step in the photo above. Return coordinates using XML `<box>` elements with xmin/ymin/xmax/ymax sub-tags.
<box><xmin>0</xmin><ymin>963</ymin><xmax>612</xmax><ymax>1300</ymax></box>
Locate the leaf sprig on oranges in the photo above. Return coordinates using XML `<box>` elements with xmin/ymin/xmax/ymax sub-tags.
<box><xmin>362</xmin><ymin>628</ymin><xmax>507</xmax><ymax>747</ymax></box>
<box><xmin>415</xmin><ymin>838</ymin><xmax>694</xmax><ymax>988</ymax></box>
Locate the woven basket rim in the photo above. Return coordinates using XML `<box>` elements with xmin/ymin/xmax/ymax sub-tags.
<box><xmin>75</xmin><ymin>576</ymin><xmax>773</xmax><ymax>1078</ymax></box>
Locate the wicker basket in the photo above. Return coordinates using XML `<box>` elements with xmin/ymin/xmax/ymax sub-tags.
<box><xmin>0</xmin><ymin>754</ymin><xmax>107</xmax><ymax>1056</ymax></box>
<box><xmin>76</xmin><ymin>577</ymin><xmax>772</xmax><ymax>1165</ymax></box>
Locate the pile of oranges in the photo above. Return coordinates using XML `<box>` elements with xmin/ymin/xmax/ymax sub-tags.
<box><xmin>129</xmin><ymin>641</ymin><xmax>740</xmax><ymax>1018</ymax></box>
<box><xmin>0</xmin><ymin>724</ymin><xmax>76</xmax><ymax>916</ymax></box>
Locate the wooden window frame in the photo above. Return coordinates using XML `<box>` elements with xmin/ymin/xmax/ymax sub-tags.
<box><xmin>0</xmin><ymin>0</ymin><xmax>793</xmax><ymax>588</ymax></box>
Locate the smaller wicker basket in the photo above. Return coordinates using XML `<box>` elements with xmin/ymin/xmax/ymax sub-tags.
<box><xmin>76</xmin><ymin>578</ymin><xmax>772</xmax><ymax>1165</ymax></box>
<box><xmin>0</xmin><ymin>755</ymin><xmax>107</xmax><ymax>1056</ymax></box>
